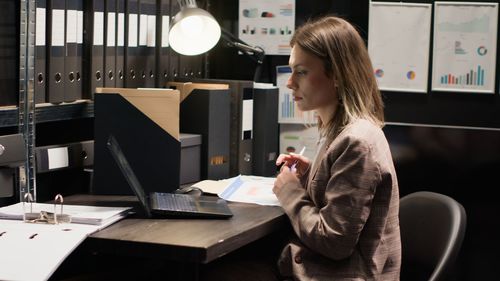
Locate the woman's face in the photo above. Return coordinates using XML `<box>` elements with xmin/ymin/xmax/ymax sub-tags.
<box><xmin>286</xmin><ymin>45</ymin><xmax>338</xmax><ymax>121</ymax></box>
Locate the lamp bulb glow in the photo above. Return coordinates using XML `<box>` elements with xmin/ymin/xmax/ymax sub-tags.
<box><xmin>180</xmin><ymin>16</ymin><xmax>204</xmax><ymax>36</ymax></box>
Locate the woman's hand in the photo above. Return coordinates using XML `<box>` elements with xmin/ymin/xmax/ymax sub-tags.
<box><xmin>273</xmin><ymin>166</ymin><xmax>301</xmax><ymax>194</ymax></box>
<box><xmin>275</xmin><ymin>153</ymin><xmax>310</xmax><ymax>176</ymax></box>
<box><xmin>273</xmin><ymin>153</ymin><xmax>310</xmax><ymax>194</ymax></box>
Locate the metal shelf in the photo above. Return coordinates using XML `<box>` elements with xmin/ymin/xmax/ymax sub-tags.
<box><xmin>0</xmin><ymin>100</ymin><xmax>94</xmax><ymax>128</ymax></box>
<box><xmin>0</xmin><ymin>106</ymin><xmax>19</xmax><ymax>128</ymax></box>
<box><xmin>35</xmin><ymin>100</ymin><xmax>94</xmax><ymax>123</ymax></box>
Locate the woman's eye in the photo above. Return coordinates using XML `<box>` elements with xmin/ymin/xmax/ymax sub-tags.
<box><xmin>295</xmin><ymin>70</ymin><xmax>307</xmax><ymax>75</ymax></box>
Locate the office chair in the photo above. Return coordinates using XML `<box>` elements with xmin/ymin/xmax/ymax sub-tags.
<box><xmin>399</xmin><ymin>191</ymin><xmax>466</xmax><ymax>281</ymax></box>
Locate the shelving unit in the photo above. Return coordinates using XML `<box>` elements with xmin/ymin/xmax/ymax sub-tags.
<box><xmin>1</xmin><ymin>101</ymin><xmax>94</xmax><ymax>128</ymax></box>
<box><xmin>18</xmin><ymin>0</ymin><xmax>35</xmax><ymax>200</ymax></box>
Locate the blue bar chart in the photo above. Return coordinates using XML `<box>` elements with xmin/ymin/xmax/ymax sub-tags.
<box><xmin>439</xmin><ymin>65</ymin><xmax>485</xmax><ymax>86</ymax></box>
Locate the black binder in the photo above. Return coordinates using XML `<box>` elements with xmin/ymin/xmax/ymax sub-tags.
<box><xmin>141</xmin><ymin>0</ymin><xmax>156</xmax><ymax>87</ymax></box>
<box><xmin>179</xmin><ymin>79</ymin><xmax>255</xmax><ymax>176</ymax></box>
<box><xmin>34</xmin><ymin>0</ymin><xmax>47</xmax><ymax>104</ymax></box>
<box><xmin>104</xmin><ymin>0</ymin><xmax>117</xmax><ymax>87</ymax></box>
<box><xmin>93</xmin><ymin>88</ymin><xmax>181</xmax><ymax>195</ymax></box>
<box><xmin>64</xmin><ymin>0</ymin><xmax>79</xmax><ymax>102</ymax></box>
<box><xmin>75</xmin><ymin>0</ymin><xmax>83</xmax><ymax>99</ymax></box>
<box><xmin>0</xmin><ymin>1</ymin><xmax>17</xmax><ymax>106</ymax></box>
<box><xmin>125</xmin><ymin>0</ymin><xmax>139</xmax><ymax>87</ymax></box>
<box><xmin>179</xmin><ymin>55</ymin><xmax>203</xmax><ymax>79</ymax></box>
<box><xmin>0</xmin><ymin>134</ymin><xmax>26</xmax><ymax>198</ymax></box>
<box><xmin>252</xmin><ymin>87</ymin><xmax>279</xmax><ymax>176</ymax></box>
<box><xmin>156</xmin><ymin>0</ymin><xmax>170</xmax><ymax>87</ymax></box>
<box><xmin>115</xmin><ymin>0</ymin><xmax>126</xmax><ymax>87</ymax></box>
<box><xmin>179</xmin><ymin>89</ymin><xmax>230</xmax><ymax>180</ymax></box>
<box><xmin>47</xmin><ymin>0</ymin><xmax>66</xmax><ymax>103</ymax></box>
<box><xmin>84</xmin><ymin>0</ymin><xmax>105</xmax><ymax>99</ymax></box>
<box><xmin>169</xmin><ymin>0</ymin><xmax>180</xmax><ymax>79</ymax></box>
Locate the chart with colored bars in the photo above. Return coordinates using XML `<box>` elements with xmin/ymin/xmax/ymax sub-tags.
<box><xmin>276</xmin><ymin>65</ymin><xmax>316</xmax><ymax>124</ymax></box>
<box><xmin>238</xmin><ymin>0</ymin><xmax>295</xmax><ymax>55</ymax></box>
<box><xmin>432</xmin><ymin>2</ymin><xmax>498</xmax><ymax>93</ymax></box>
<box><xmin>440</xmin><ymin>65</ymin><xmax>485</xmax><ymax>86</ymax></box>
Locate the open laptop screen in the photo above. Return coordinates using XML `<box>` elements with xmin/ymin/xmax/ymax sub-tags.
<box><xmin>106</xmin><ymin>134</ymin><xmax>152</xmax><ymax>217</ymax></box>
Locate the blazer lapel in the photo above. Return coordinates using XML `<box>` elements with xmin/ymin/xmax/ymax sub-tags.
<box><xmin>307</xmin><ymin>138</ymin><xmax>328</xmax><ymax>188</ymax></box>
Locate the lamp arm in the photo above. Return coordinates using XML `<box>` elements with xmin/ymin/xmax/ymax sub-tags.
<box><xmin>221</xmin><ymin>28</ymin><xmax>265</xmax><ymax>64</ymax></box>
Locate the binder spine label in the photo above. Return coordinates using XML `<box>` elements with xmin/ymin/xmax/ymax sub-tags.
<box><xmin>35</xmin><ymin>8</ymin><xmax>46</xmax><ymax>46</ymax></box>
<box><xmin>51</xmin><ymin>10</ymin><xmax>65</xmax><ymax>46</ymax></box>
<box><xmin>93</xmin><ymin>12</ymin><xmax>104</xmax><ymax>46</ymax></box>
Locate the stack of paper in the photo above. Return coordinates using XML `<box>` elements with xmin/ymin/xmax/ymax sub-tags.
<box><xmin>0</xmin><ymin>203</ymin><xmax>131</xmax><ymax>281</ymax></box>
<box><xmin>0</xmin><ymin>202</ymin><xmax>131</xmax><ymax>227</ymax></box>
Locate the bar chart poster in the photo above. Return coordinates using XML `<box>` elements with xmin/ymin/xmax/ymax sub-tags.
<box><xmin>368</xmin><ymin>2</ymin><xmax>432</xmax><ymax>93</ymax></box>
<box><xmin>238</xmin><ymin>0</ymin><xmax>295</xmax><ymax>55</ymax></box>
<box><xmin>276</xmin><ymin>65</ymin><xmax>316</xmax><ymax>124</ymax></box>
<box><xmin>432</xmin><ymin>2</ymin><xmax>498</xmax><ymax>93</ymax></box>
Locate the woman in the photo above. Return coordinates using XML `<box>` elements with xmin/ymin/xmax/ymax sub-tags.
<box><xmin>273</xmin><ymin>16</ymin><xmax>401</xmax><ymax>280</ymax></box>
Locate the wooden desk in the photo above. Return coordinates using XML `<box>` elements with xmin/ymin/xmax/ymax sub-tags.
<box><xmin>64</xmin><ymin>194</ymin><xmax>288</xmax><ymax>264</ymax></box>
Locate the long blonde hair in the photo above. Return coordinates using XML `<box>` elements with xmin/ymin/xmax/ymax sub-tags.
<box><xmin>290</xmin><ymin>16</ymin><xmax>384</xmax><ymax>140</ymax></box>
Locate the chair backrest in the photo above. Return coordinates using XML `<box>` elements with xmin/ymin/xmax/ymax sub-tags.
<box><xmin>399</xmin><ymin>191</ymin><xmax>466</xmax><ymax>281</ymax></box>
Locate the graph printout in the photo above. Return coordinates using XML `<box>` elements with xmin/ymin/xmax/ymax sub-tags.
<box><xmin>432</xmin><ymin>2</ymin><xmax>498</xmax><ymax>93</ymax></box>
<box><xmin>276</xmin><ymin>65</ymin><xmax>316</xmax><ymax>124</ymax></box>
<box><xmin>238</xmin><ymin>0</ymin><xmax>295</xmax><ymax>55</ymax></box>
<box><xmin>368</xmin><ymin>2</ymin><xmax>432</xmax><ymax>93</ymax></box>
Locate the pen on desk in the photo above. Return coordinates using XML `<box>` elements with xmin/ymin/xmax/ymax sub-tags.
<box><xmin>291</xmin><ymin>146</ymin><xmax>306</xmax><ymax>171</ymax></box>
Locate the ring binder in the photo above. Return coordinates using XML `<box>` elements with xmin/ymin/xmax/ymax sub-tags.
<box><xmin>22</xmin><ymin>193</ymin><xmax>37</xmax><ymax>221</ymax></box>
<box><xmin>53</xmin><ymin>194</ymin><xmax>72</xmax><ymax>224</ymax></box>
<box><xmin>22</xmin><ymin>193</ymin><xmax>72</xmax><ymax>224</ymax></box>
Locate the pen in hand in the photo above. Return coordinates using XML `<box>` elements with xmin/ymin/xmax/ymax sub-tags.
<box><xmin>291</xmin><ymin>146</ymin><xmax>306</xmax><ymax>172</ymax></box>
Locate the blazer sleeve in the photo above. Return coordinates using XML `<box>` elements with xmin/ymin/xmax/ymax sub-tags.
<box><xmin>275</xmin><ymin>134</ymin><xmax>382</xmax><ymax>260</ymax></box>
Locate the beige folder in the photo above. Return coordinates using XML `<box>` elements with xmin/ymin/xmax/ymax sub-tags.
<box><xmin>166</xmin><ymin>82</ymin><xmax>229</xmax><ymax>102</ymax></box>
<box><xmin>95</xmin><ymin>87</ymin><xmax>180</xmax><ymax>140</ymax></box>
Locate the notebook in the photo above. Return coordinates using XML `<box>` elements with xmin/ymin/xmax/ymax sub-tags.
<box><xmin>106</xmin><ymin>135</ymin><xmax>233</xmax><ymax>219</ymax></box>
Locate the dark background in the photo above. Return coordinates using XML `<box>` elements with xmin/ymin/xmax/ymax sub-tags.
<box><xmin>2</xmin><ymin>0</ymin><xmax>499</xmax><ymax>279</ymax></box>
<box><xmin>206</xmin><ymin>0</ymin><xmax>500</xmax><ymax>280</ymax></box>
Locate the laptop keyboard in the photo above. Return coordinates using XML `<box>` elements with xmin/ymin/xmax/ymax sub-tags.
<box><xmin>155</xmin><ymin>193</ymin><xmax>198</xmax><ymax>212</ymax></box>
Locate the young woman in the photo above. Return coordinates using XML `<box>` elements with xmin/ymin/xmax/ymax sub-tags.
<box><xmin>273</xmin><ymin>16</ymin><xmax>401</xmax><ymax>280</ymax></box>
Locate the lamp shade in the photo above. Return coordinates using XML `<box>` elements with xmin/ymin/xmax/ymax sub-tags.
<box><xmin>169</xmin><ymin>6</ymin><xmax>221</xmax><ymax>56</ymax></box>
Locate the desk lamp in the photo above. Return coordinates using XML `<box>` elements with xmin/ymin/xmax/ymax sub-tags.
<box><xmin>169</xmin><ymin>0</ymin><xmax>265</xmax><ymax>81</ymax></box>
<box><xmin>168</xmin><ymin>0</ymin><xmax>221</xmax><ymax>56</ymax></box>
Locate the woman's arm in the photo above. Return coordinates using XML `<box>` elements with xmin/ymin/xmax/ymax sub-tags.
<box><xmin>275</xmin><ymin>136</ymin><xmax>382</xmax><ymax>260</ymax></box>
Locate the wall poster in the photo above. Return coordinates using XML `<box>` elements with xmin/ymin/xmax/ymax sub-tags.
<box><xmin>238</xmin><ymin>0</ymin><xmax>295</xmax><ymax>55</ymax></box>
<box><xmin>432</xmin><ymin>2</ymin><xmax>498</xmax><ymax>93</ymax></box>
<box><xmin>369</xmin><ymin>2</ymin><xmax>432</xmax><ymax>93</ymax></box>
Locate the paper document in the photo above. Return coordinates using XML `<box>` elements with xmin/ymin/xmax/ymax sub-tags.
<box><xmin>0</xmin><ymin>202</ymin><xmax>131</xmax><ymax>226</ymax></box>
<box><xmin>191</xmin><ymin>179</ymin><xmax>233</xmax><ymax>195</ymax></box>
<box><xmin>219</xmin><ymin>175</ymin><xmax>280</xmax><ymax>206</ymax></box>
<box><xmin>0</xmin><ymin>217</ymin><xmax>128</xmax><ymax>281</ymax></box>
<box><xmin>0</xmin><ymin>203</ymin><xmax>131</xmax><ymax>281</ymax></box>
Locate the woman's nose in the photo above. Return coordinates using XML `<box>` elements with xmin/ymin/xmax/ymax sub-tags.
<box><xmin>286</xmin><ymin>75</ymin><xmax>296</xmax><ymax>90</ymax></box>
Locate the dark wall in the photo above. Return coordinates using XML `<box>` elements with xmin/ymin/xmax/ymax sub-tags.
<box><xmin>206</xmin><ymin>0</ymin><xmax>500</xmax><ymax>280</ymax></box>
<box><xmin>384</xmin><ymin>124</ymin><xmax>500</xmax><ymax>280</ymax></box>
<box><xmin>206</xmin><ymin>0</ymin><xmax>367</xmax><ymax>83</ymax></box>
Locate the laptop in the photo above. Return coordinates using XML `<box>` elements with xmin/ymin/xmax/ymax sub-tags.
<box><xmin>106</xmin><ymin>135</ymin><xmax>233</xmax><ymax>219</ymax></box>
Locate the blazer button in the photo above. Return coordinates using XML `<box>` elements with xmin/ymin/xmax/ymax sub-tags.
<box><xmin>294</xmin><ymin>255</ymin><xmax>303</xmax><ymax>264</ymax></box>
